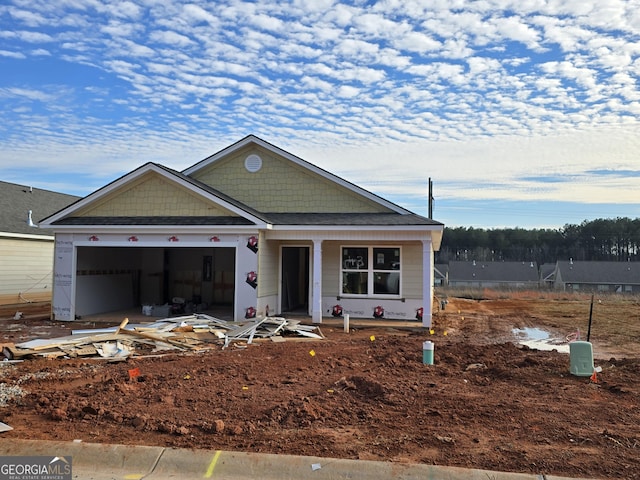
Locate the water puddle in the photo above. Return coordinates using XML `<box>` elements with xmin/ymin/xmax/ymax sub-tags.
<box><xmin>512</xmin><ymin>327</ymin><xmax>570</xmax><ymax>353</ymax></box>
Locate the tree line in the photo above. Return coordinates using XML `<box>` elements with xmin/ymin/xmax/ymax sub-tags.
<box><xmin>436</xmin><ymin>217</ymin><xmax>640</xmax><ymax>265</ymax></box>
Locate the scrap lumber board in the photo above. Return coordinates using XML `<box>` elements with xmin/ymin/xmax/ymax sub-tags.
<box><xmin>123</xmin><ymin>328</ymin><xmax>196</xmax><ymax>350</ymax></box>
<box><xmin>3</xmin><ymin>344</ymin><xmax>66</xmax><ymax>359</ymax></box>
<box><xmin>62</xmin><ymin>345</ymin><xmax>98</xmax><ymax>357</ymax></box>
<box><xmin>3</xmin><ymin>344</ymin><xmax>26</xmax><ymax>360</ymax></box>
<box><xmin>4</xmin><ymin>314</ymin><xmax>324</xmax><ymax>361</ymax></box>
<box><xmin>114</xmin><ymin>317</ymin><xmax>129</xmax><ymax>334</ymax></box>
<box><xmin>225</xmin><ymin>319</ymin><xmax>267</xmax><ymax>339</ymax></box>
<box><xmin>223</xmin><ymin>319</ymin><xmax>269</xmax><ymax>348</ymax></box>
<box><xmin>16</xmin><ymin>333</ymin><xmax>130</xmax><ymax>351</ymax></box>
<box><xmin>0</xmin><ymin>422</ymin><xmax>13</xmax><ymax>433</ymax></box>
<box><xmin>0</xmin><ymin>343</ymin><xmax>17</xmax><ymax>359</ymax></box>
<box><xmin>72</xmin><ymin>324</ymin><xmax>151</xmax><ymax>335</ymax></box>
<box><xmin>292</xmin><ymin>329</ymin><xmax>323</xmax><ymax>339</ymax></box>
<box><xmin>4</xmin><ymin>344</ymin><xmax>44</xmax><ymax>359</ymax></box>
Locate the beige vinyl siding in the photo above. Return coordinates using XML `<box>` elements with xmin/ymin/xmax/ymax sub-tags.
<box><xmin>322</xmin><ymin>241</ymin><xmax>341</xmax><ymax>298</ymax></box>
<box><xmin>0</xmin><ymin>237</ymin><xmax>54</xmax><ymax>304</ymax></box>
<box><xmin>402</xmin><ymin>242</ymin><xmax>423</xmax><ymax>299</ymax></box>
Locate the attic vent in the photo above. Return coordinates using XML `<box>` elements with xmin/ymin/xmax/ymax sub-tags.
<box><xmin>245</xmin><ymin>154</ymin><xmax>262</xmax><ymax>173</ymax></box>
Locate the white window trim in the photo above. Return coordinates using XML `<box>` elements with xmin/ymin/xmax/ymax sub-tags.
<box><xmin>340</xmin><ymin>245</ymin><xmax>402</xmax><ymax>298</ymax></box>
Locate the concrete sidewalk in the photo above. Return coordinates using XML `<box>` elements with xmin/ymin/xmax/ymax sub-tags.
<box><xmin>0</xmin><ymin>438</ymin><xmax>596</xmax><ymax>480</ymax></box>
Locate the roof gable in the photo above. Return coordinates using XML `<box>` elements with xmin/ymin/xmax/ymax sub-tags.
<box><xmin>74</xmin><ymin>171</ymin><xmax>233</xmax><ymax>218</ymax></box>
<box><xmin>183</xmin><ymin>135</ymin><xmax>408</xmax><ymax>214</ymax></box>
<box><xmin>39</xmin><ymin>164</ymin><xmax>266</xmax><ymax>227</ymax></box>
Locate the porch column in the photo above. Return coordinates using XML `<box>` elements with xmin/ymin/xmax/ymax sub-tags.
<box><xmin>311</xmin><ymin>238</ymin><xmax>323</xmax><ymax>323</ymax></box>
<box><xmin>422</xmin><ymin>238</ymin><xmax>434</xmax><ymax>328</ymax></box>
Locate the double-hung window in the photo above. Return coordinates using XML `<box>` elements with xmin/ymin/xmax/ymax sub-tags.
<box><xmin>341</xmin><ymin>247</ymin><xmax>400</xmax><ymax>296</ymax></box>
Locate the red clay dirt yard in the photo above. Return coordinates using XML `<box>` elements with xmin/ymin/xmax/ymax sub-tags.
<box><xmin>0</xmin><ymin>292</ymin><xmax>639</xmax><ymax>480</ymax></box>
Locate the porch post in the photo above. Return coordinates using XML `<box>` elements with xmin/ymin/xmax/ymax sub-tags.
<box><xmin>311</xmin><ymin>238</ymin><xmax>323</xmax><ymax>323</ymax></box>
<box><xmin>422</xmin><ymin>238</ymin><xmax>434</xmax><ymax>328</ymax></box>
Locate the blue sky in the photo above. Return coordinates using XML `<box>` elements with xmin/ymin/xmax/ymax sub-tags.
<box><xmin>1</xmin><ymin>0</ymin><xmax>639</xmax><ymax>229</ymax></box>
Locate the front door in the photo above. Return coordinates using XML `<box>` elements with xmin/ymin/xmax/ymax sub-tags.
<box><xmin>281</xmin><ymin>246</ymin><xmax>309</xmax><ymax>314</ymax></box>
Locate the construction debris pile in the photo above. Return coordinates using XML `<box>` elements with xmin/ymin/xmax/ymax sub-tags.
<box><xmin>2</xmin><ymin>315</ymin><xmax>323</xmax><ymax>361</ymax></box>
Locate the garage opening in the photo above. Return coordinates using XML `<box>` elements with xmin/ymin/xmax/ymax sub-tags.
<box><xmin>75</xmin><ymin>246</ymin><xmax>235</xmax><ymax>318</ymax></box>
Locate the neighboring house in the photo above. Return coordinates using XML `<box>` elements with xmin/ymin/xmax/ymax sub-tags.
<box><xmin>434</xmin><ymin>263</ymin><xmax>449</xmax><ymax>286</ymax></box>
<box><xmin>0</xmin><ymin>181</ymin><xmax>80</xmax><ymax>305</ymax></box>
<box><xmin>554</xmin><ymin>260</ymin><xmax>640</xmax><ymax>293</ymax></box>
<box><xmin>448</xmin><ymin>260</ymin><xmax>539</xmax><ymax>289</ymax></box>
<box><xmin>539</xmin><ymin>263</ymin><xmax>556</xmax><ymax>288</ymax></box>
<box><xmin>39</xmin><ymin>135</ymin><xmax>444</xmax><ymax>326</ymax></box>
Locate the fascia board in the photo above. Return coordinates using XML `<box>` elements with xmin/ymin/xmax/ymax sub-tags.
<box><xmin>182</xmin><ymin>135</ymin><xmax>411</xmax><ymax>215</ymax></box>
<box><xmin>73</xmin><ymin>240</ymin><xmax>240</xmax><ymax>248</ymax></box>
<box><xmin>271</xmin><ymin>224</ymin><xmax>443</xmax><ymax>232</ymax></box>
<box><xmin>266</xmin><ymin>224</ymin><xmax>443</xmax><ymax>248</ymax></box>
<box><xmin>43</xmin><ymin>224</ymin><xmax>267</xmax><ymax>234</ymax></box>
<box><xmin>0</xmin><ymin>231</ymin><xmax>54</xmax><ymax>241</ymax></box>
<box><xmin>39</xmin><ymin>163</ymin><xmax>266</xmax><ymax>227</ymax></box>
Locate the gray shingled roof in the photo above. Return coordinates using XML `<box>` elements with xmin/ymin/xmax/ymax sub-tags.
<box><xmin>449</xmin><ymin>261</ymin><xmax>539</xmax><ymax>282</ymax></box>
<box><xmin>53</xmin><ymin>212</ymin><xmax>440</xmax><ymax>228</ymax></box>
<box><xmin>556</xmin><ymin>261</ymin><xmax>640</xmax><ymax>285</ymax></box>
<box><xmin>261</xmin><ymin>212</ymin><xmax>442</xmax><ymax>226</ymax></box>
<box><xmin>0</xmin><ymin>181</ymin><xmax>80</xmax><ymax>236</ymax></box>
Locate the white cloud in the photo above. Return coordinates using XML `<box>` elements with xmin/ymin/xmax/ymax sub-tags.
<box><xmin>30</xmin><ymin>47</ymin><xmax>50</xmax><ymax>55</ymax></box>
<box><xmin>182</xmin><ymin>4</ymin><xmax>219</xmax><ymax>26</ymax></box>
<box><xmin>0</xmin><ymin>49</ymin><xmax>25</xmax><ymax>58</ymax></box>
<box><xmin>393</xmin><ymin>31</ymin><xmax>441</xmax><ymax>53</ymax></box>
<box><xmin>251</xmin><ymin>13</ymin><xmax>287</xmax><ymax>33</ymax></box>
<box><xmin>1</xmin><ymin>0</ymin><xmax>640</xmax><ymax>227</ymax></box>
<box><xmin>16</xmin><ymin>30</ymin><xmax>52</xmax><ymax>43</ymax></box>
<box><xmin>7</xmin><ymin>6</ymin><xmax>47</xmax><ymax>27</ymax></box>
<box><xmin>110</xmin><ymin>1</ymin><xmax>142</xmax><ymax>20</ymax></box>
<box><xmin>492</xmin><ymin>15</ymin><xmax>542</xmax><ymax>50</ymax></box>
<box><xmin>101</xmin><ymin>21</ymin><xmax>141</xmax><ymax>39</ymax></box>
<box><xmin>336</xmin><ymin>85</ymin><xmax>360</xmax><ymax>98</ymax></box>
<box><xmin>149</xmin><ymin>29</ymin><xmax>193</xmax><ymax>47</ymax></box>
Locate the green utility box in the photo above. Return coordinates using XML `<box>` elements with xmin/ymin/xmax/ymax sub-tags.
<box><xmin>569</xmin><ymin>341</ymin><xmax>594</xmax><ymax>376</ymax></box>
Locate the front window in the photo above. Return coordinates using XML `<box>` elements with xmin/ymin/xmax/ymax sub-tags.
<box><xmin>341</xmin><ymin>246</ymin><xmax>400</xmax><ymax>296</ymax></box>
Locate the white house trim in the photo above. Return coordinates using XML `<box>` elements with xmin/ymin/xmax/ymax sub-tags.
<box><xmin>312</xmin><ymin>238</ymin><xmax>323</xmax><ymax>323</ymax></box>
<box><xmin>0</xmin><ymin>232</ymin><xmax>54</xmax><ymax>241</ymax></box>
